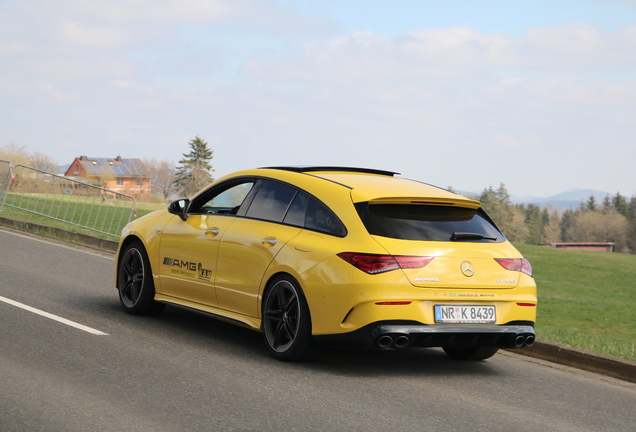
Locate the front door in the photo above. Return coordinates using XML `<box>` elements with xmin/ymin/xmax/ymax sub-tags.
<box><xmin>157</xmin><ymin>179</ymin><xmax>256</xmax><ymax>306</ymax></box>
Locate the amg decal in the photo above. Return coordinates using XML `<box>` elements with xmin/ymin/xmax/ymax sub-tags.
<box><xmin>163</xmin><ymin>257</ymin><xmax>212</xmax><ymax>281</ymax></box>
<box><xmin>198</xmin><ymin>263</ymin><xmax>212</xmax><ymax>281</ymax></box>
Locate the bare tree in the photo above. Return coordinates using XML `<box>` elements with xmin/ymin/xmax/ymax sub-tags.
<box><xmin>567</xmin><ymin>208</ymin><xmax>629</xmax><ymax>252</ymax></box>
<box><xmin>144</xmin><ymin>158</ymin><xmax>178</xmax><ymax>200</ymax></box>
<box><xmin>543</xmin><ymin>212</ymin><xmax>562</xmax><ymax>244</ymax></box>
<box><xmin>0</xmin><ymin>142</ymin><xmax>30</xmax><ymax>166</ymax></box>
<box><xmin>29</xmin><ymin>151</ymin><xmax>58</xmax><ymax>172</ymax></box>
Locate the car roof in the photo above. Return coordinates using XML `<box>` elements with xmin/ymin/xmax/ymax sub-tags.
<box><xmin>260</xmin><ymin>166</ymin><xmax>480</xmax><ymax>208</ymax></box>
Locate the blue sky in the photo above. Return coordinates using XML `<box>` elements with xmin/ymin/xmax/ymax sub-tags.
<box><xmin>1</xmin><ymin>0</ymin><xmax>635</xmax><ymax>197</ymax></box>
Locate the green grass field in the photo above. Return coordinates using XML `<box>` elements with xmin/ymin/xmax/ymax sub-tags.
<box><xmin>515</xmin><ymin>243</ymin><xmax>636</xmax><ymax>362</ymax></box>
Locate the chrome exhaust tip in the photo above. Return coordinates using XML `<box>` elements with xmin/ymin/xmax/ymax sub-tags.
<box><xmin>394</xmin><ymin>335</ymin><xmax>410</xmax><ymax>348</ymax></box>
<box><xmin>514</xmin><ymin>335</ymin><xmax>525</xmax><ymax>348</ymax></box>
<box><xmin>525</xmin><ymin>335</ymin><xmax>535</xmax><ymax>347</ymax></box>
<box><xmin>378</xmin><ymin>335</ymin><xmax>393</xmax><ymax>348</ymax></box>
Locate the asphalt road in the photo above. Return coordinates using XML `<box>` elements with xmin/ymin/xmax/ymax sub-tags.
<box><xmin>1</xmin><ymin>228</ymin><xmax>636</xmax><ymax>432</ymax></box>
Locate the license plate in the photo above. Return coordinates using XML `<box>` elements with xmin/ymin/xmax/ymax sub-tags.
<box><xmin>434</xmin><ymin>305</ymin><xmax>496</xmax><ymax>324</ymax></box>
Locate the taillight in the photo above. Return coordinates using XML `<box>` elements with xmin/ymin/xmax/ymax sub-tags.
<box><xmin>338</xmin><ymin>253</ymin><xmax>434</xmax><ymax>275</ymax></box>
<box><xmin>495</xmin><ymin>258</ymin><xmax>533</xmax><ymax>277</ymax></box>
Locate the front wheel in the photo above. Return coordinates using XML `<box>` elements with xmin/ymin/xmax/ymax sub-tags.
<box><xmin>118</xmin><ymin>240</ymin><xmax>165</xmax><ymax>315</ymax></box>
<box><xmin>443</xmin><ymin>346</ymin><xmax>499</xmax><ymax>361</ymax></box>
<box><xmin>262</xmin><ymin>275</ymin><xmax>316</xmax><ymax>361</ymax></box>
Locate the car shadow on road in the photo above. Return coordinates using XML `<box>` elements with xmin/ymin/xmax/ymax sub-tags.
<box><xmin>93</xmin><ymin>298</ymin><xmax>504</xmax><ymax>379</ymax></box>
<box><xmin>310</xmin><ymin>345</ymin><xmax>502</xmax><ymax>378</ymax></box>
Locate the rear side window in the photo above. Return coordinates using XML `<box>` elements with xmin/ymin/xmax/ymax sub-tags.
<box><xmin>283</xmin><ymin>191</ymin><xmax>347</xmax><ymax>237</ymax></box>
<box><xmin>357</xmin><ymin>203</ymin><xmax>504</xmax><ymax>242</ymax></box>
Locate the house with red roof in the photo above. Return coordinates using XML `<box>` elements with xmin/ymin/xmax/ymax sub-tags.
<box><xmin>64</xmin><ymin>156</ymin><xmax>151</xmax><ymax>199</ymax></box>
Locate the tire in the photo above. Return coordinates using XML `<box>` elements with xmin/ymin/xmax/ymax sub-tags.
<box><xmin>262</xmin><ymin>275</ymin><xmax>316</xmax><ymax>362</ymax></box>
<box><xmin>443</xmin><ymin>346</ymin><xmax>499</xmax><ymax>361</ymax></box>
<box><xmin>117</xmin><ymin>240</ymin><xmax>165</xmax><ymax>315</ymax></box>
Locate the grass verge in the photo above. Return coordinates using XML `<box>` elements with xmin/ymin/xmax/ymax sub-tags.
<box><xmin>515</xmin><ymin>243</ymin><xmax>636</xmax><ymax>362</ymax></box>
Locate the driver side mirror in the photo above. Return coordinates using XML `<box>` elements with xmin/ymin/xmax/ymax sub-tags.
<box><xmin>168</xmin><ymin>198</ymin><xmax>190</xmax><ymax>221</ymax></box>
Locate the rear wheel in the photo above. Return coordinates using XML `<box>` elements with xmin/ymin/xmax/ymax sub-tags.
<box><xmin>443</xmin><ymin>346</ymin><xmax>499</xmax><ymax>361</ymax></box>
<box><xmin>262</xmin><ymin>275</ymin><xmax>316</xmax><ymax>361</ymax></box>
<box><xmin>118</xmin><ymin>241</ymin><xmax>165</xmax><ymax>315</ymax></box>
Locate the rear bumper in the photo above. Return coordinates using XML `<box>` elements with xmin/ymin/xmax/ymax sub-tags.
<box><xmin>314</xmin><ymin>321</ymin><xmax>535</xmax><ymax>350</ymax></box>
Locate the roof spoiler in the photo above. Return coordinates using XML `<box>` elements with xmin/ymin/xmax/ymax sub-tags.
<box><xmin>261</xmin><ymin>166</ymin><xmax>399</xmax><ymax>176</ymax></box>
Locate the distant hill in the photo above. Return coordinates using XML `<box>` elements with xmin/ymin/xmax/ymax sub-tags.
<box><xmin>511</xmin><ymin>189</ymin><xmax>611</xmax><ymax>211</ymax></box>
<box><xmin>457</xmin><ymin>188</ymin><xmax>612</xmax><ymax>212</ymax></box>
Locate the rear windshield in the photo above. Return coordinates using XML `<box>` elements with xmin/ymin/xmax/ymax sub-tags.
<box><xmin>356</xmin><ymin>203</ymin><xmax>504</xmax><ymax>242</ymax></box>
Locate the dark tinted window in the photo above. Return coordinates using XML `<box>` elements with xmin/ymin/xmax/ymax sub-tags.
<box><xmin>246</xmin><ymin>180</ymin><xmax>297</xmax><ymax>222</ymax></box>
<box><xmin>283</xmin><ymin>191</ymin><xmax>347</xmax><ymax>237</ymax></box>
<box><xmin>283</xmin><ymin>191</ymin><xmax>308</xmax><ymax>227</ymax></box>
<box><xmin>305</xmin><ymin>196</ymin><xmax>347</xmax><ymax>237</ymax></box>
<box><xmin>360</xmin><ymin>204</ymin><xmax>503</xmax><ymax>242</ymax></box>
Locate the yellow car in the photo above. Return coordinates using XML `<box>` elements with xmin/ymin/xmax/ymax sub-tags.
<box><xmin>115</xmin><ymin>167</ymin><xmax>537</xmax><ymax>361</ymax></box>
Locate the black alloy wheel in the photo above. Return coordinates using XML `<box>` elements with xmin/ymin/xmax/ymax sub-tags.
<box><xmin>262</xmin><ymin>275</ymin><xmax>315</xmax><ymax>361</ymax></box>
<box><xmin>118</xmin><ymin>241</ymin><xmax>164</xmax><ymax>315</ymax></box>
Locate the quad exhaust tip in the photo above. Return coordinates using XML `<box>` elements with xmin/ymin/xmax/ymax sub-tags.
<box><xmin>378</xmin><ymin>333</ymin><xmax>534</xmax><ymax>349</ymax></box>
<box><xmin>515</xmin><ymin>335</ymin><xmax>535</xmax><ymax>348</ymax></box>
<box><xmin>377</xmin><ymin>335</ymin><xmax>410</xmax><ymax>349</ymax></box>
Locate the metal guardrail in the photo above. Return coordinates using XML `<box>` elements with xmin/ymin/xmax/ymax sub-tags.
<box><xmin>0</xmin><ymin>164</ymin><xmax>136</xmax><ymax>237</ymax></box>
<box><xmin>0</xmin><ymin>159</ymin><xmax>11</xmax><ymax>212</ymax></box>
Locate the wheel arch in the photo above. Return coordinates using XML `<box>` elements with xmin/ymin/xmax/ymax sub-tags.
<box><xmin>115</xmin><ymin>234</ymin><xmax>147</xmax><ymax>289</ymax></box>
<box><xmin>259</xmin><ymin>271</ymin><xmax>313</xmax><ymax>332</ymax></box>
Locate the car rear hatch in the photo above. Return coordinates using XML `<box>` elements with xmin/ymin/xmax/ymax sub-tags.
<box><xmin>352</xmin><ymin>195</ymin><xmax>523</xmax><ymax>289</ymax></box>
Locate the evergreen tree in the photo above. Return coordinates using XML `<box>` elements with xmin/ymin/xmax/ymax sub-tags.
<box><xmin>612</xmin><ymin>192</ymin><xmax>629</xmax><ymax>218</ymax></box>
<box><xmin>524</xmin><ymin>203</ymin><xmax>544</xmax><ymax>245</ymax></box>
<box><xmin>479</xmin><ymin>183</ymin><xmax>519</xmax><ymax>240</ymax></box>
<box><xmin>586</xmin><ymin>195</ymin><xmax>597</xmax><ymax>212</ymax></box>
<box><xmin>174</xmin><ymin>136</ymin><xmax>214</xmax><ymax>197</ymax></box>
<box><xmin>561</xmin><ymin>209</ymin><xmax>575</xmax><ymax>242</ymax></box>
<box><xmin>627</xmin><ymin>196</ymin><xmax>636</xmax><ymax>253</ymax></box>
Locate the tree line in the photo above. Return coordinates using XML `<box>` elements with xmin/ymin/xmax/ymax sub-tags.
<box><xmin>471</xmin><ymin>184</ymin><xmax>636</xmax><ymax>253</ymax></box>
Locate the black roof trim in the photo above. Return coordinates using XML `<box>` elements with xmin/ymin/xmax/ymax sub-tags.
<box><xmin>261</xmin><ymin>166</ymin><xmax>399</xmax><ymax>177</ymax></box>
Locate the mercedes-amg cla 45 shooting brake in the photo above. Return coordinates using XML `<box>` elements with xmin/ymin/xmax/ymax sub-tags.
<box><xmin>115</xmin><ymin>167</ymin><xmax>537</xmax><ymax>361</ymax></box>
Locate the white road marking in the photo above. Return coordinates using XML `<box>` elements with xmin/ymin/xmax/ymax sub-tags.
<box><xmin>0</xmin><ymin>295</ymin><xmax>109</xmax><ymax>336</ymax></box>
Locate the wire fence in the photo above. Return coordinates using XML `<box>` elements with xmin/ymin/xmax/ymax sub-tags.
<box><xmin>0</xmin><ymin>159</ymin><xmax>12</xmax><ymax>212</ymax></box>
<box><xmin>0</xmin><ymin>163</ymin><xmax>136</xmax><ymax>237</ymax></box>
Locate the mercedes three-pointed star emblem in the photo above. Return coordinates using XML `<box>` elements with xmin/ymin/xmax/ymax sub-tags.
<box><xmin>460</xmin><ymin>261</ymin><xmax>475</xmax><ymax>277</ymax></box>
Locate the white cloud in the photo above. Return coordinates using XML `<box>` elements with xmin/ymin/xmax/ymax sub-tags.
<box><xmin>1</xmin><ymin>2</ymin><xmax>635</xmax><ymax>196</ymax></box>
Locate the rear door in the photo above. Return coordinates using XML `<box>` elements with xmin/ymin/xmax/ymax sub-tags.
<box><xmin>359</xmin><ymin>202</ymin><xmax>523</xmax><ymax>289</ymax></box>
<box><xmin>214</xmin><ymin>180</ymin><xmax>303</xmax><ymax>317</ymax></box>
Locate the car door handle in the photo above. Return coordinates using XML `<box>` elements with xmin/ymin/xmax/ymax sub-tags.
<box><xmin>262</xmin><ymin>237</ymin><xmax>277</xmax><ymax>247</ymax></box>
<box><xmin>206</xmin><ymin>228</ymin><xmax>220</xmax><ymax>237</ymax></box>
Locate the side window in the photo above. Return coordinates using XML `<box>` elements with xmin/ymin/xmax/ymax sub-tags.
<box><xmin>190</xmin><ymin>180</ymin><xmax>254</xmax><ymax>215</ymax></box>
<box><xmin>283</xmin><ymin>192</ymin><xmax>308</xmax><ymax>227</ymax></box>
<box><xmin>245</xmin><ymin>180</ymin><xmax>297</xmax><ymax>222</ymax></box>
<box><xmin>305</xmin><ymin>196</ymin><xmax>347</xmax><ymax>237</ymax></box>
<box><xmin>282</xmin><ymin>190</ymin><xmax>347</xmax><ymax>236</ymax></box>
